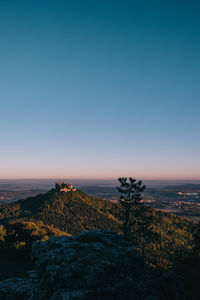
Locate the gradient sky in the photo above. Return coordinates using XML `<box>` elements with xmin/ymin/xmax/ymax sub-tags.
<box><xmin>0</xmin><ymin>0</ymin><xmax>200</xmax><ymax>180</ymax></box>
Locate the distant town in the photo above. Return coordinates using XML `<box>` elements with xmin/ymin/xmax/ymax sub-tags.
<box><xmin>143</xmin><ymin>185</ymin><xmax>200</xmax><ymax>220</ymax></box>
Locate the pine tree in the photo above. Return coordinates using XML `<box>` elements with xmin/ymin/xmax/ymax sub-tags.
<box><xmin>117</xmin><ymin>177</ymin><xmax>145</xmax><ymax>239</ymax></box>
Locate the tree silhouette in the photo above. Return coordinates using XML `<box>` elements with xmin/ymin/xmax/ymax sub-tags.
<box><xmin>117</xmin><ymin>177</ymin><xmax>145</xmax><ymax>239</ymax></box>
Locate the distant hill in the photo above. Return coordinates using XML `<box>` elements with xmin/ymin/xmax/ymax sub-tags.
<box><xmin>162</xmin><ymin>183</ymin><xmax>200</xmax><ymax>192</ymax></box>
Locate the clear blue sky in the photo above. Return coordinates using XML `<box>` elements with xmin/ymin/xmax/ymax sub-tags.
<box><xmin>0</xmin><ymin>0</ymin><xmax>199</xmax><ymax>180</ymax></box>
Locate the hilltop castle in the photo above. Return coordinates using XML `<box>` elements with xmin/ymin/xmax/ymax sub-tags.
<box><xmin>55</xmin><ymin>180</ymin><xmax>76</xmax><ymax>193</ymax></box>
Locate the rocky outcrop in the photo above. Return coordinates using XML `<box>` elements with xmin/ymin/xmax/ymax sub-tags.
<box><xmin>0</xmin><ymin>273</ymin><xmax>38</xmax><ymax>300</ymax></box>
<box><xmin>0</xmin><ymin>230</ymin><xmax>182</xmax><ymax>299</ymax></box>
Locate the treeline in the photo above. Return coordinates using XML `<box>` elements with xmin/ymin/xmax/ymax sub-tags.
<box><xmin>0</xmin><ymin>220</ymin><xmax>70</xmax><ymax>254</ymax></box>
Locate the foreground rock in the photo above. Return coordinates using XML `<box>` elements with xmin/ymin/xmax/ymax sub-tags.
<box><xmin>0</xmin><ymin>230</ymin><xmax>182</xmax><ymax>299</ymax></box>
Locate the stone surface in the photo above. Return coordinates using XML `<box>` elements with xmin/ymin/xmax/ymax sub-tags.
<box><xmin>0</xmin><ymin>230</ymin><xmax>181</xmax><ymax>299</ymax></box>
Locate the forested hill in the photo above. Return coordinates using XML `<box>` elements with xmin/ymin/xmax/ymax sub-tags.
<box><xmin>0</xmin><ymin>190</ymin><xmax>121</xmax><ymax>234</ymax></box>
<box><xmin>0</xmin><ymin>188</ymin><xmax>198</xmax><ymax>270</ymax></box>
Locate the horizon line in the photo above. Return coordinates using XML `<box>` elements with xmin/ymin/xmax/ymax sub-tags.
<box><xmin>0</xmin><ymin>177</ymin><xmax>200</xmax><ymax>181</ymax></box>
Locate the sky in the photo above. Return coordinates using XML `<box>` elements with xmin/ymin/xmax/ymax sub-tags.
<box><xmin>0</xmin><ymin>0</ymin><xmax>200</xmax><ymax>180</ymax></box>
